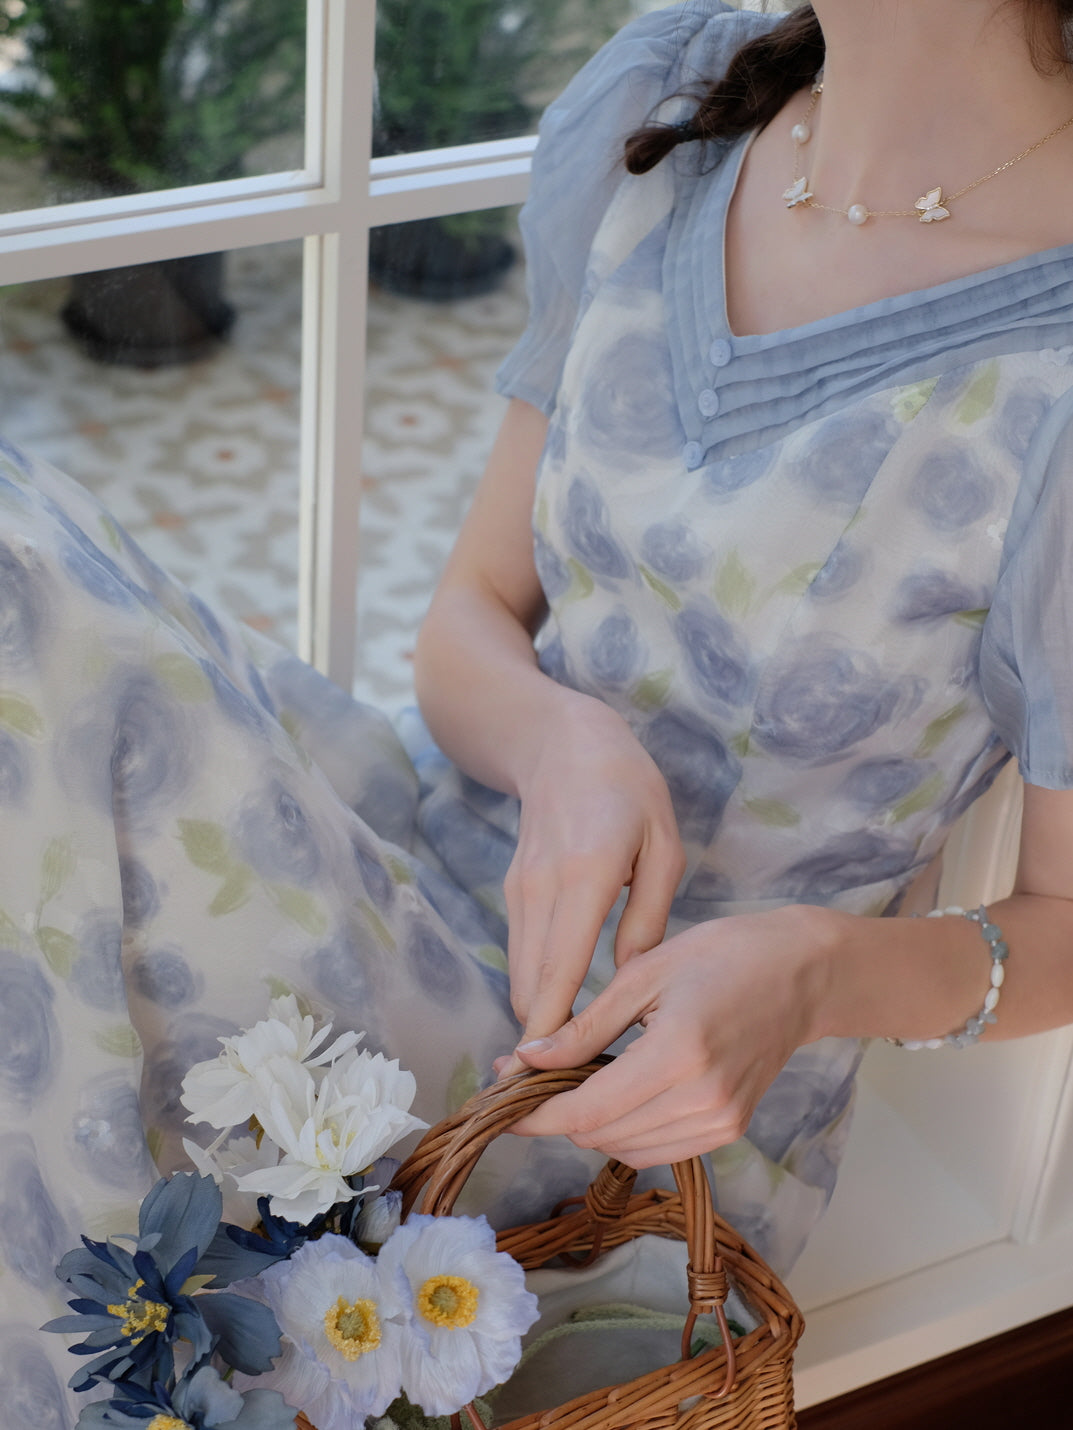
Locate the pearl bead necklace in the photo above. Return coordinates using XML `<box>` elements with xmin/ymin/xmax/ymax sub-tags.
<box><xmin>783</xmin><ymin>78</ymin><xmax>1073</xmax><ymax>226</ymax></box>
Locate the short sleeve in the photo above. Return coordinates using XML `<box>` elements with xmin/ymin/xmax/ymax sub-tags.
<box><xmin>980</xmin><ymin>385</ymin><xmax>1073</xmax><ymax>788</ymax></box>
<box><xmin>494</xmin><ymin>1</ymin><xmax>771</xmax><ymax>417</ymax></box>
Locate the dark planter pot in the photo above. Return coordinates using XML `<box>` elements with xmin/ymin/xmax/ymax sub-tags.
<box><xmin>368</xmin><ymin>216</ymin><xmax>516</xmax><ymax>301</ymax></box>
<box><xmin>62</xmin><ymin>252</ymin><xmax>236</xmax><ymax>367</ymax></box>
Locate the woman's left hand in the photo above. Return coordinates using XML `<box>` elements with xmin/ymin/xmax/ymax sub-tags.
<box><xmin>507</xmin><ymin>906</ymin><xmax>834</xmax><ymax>1168</ymax></box>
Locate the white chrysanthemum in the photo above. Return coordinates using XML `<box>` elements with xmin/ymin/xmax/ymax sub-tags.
<box><xmin>181</xmin><ymin>1131</ymin><xmax>282</xmax><ymax>1224</ymax></box>
<box><xmin>180</xmin><ymin>997</ymin><xmax>363</xmax><ymax>1131</ymax></box>
<box><xmin>232</xmin><ymin>1049</ymin><xmax>426</xmax><ymax>1223</ymax></box>
<box><xmin>378</xmin><ymin>1214</ymin><xmax>539</xmax><ymax>1416</ymax></box>
<box><xmin>245</xmin><ymin>1235</ymin><xmax>407</xmax><ymax>1430</ymax></box>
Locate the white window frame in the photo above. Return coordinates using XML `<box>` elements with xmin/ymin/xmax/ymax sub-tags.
<box><xmin>0</xmin><ymin>0</ymin><xmax>533</xmax><ymax>689</ymax></box>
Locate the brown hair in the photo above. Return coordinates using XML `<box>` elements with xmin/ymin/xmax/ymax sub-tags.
<box><xmin>624</xmin><ymin>0</ymin><xmax>1073</xmax><ymax>177</ymax></box>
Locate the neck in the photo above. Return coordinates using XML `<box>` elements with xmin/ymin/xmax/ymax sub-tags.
<box><xmin>806</xmin><ymin>1</ymin><xmax>1073</xmax><ymax>212</ymax></box>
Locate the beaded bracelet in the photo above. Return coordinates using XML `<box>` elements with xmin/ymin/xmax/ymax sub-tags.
<box><xmin>888</xmin><ymin>904</ymin><xmax>1008</xmax><ymax>1050</ymax></box>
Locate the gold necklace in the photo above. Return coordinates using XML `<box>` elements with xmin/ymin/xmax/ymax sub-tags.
<box><xmin>783</xmin><ymin>79</ymin><xmax>1073</xmax><ymax>226</ymax></box>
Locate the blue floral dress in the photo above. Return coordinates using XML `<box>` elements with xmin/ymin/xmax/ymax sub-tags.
<box><xmin>6</xmin><ymin>3</ymin><xmax>1073</xmax><ymax>1413</ymax></box>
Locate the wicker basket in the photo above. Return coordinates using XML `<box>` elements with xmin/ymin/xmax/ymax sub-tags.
<box><xmin>383</xmin><ymin>1061</ymin><xmax>804</xmax><ymax>1430</ymax></box>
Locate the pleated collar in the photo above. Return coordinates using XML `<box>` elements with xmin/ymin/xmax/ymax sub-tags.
<box><xmin>664</xmin><ymin>131</ymin><xmax>1073</xmax><ymax>467</ymax></box>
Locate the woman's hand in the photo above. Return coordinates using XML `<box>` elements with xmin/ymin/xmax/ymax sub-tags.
<box><xmin>498</xmin><ymin>690</ymin><xmax>686</xmax><ymax>1072</ymax></box>
<box><xmin>506</xmin><ymin>905</ymin><xmax>833</xmax><ymax>1167</ymax></box>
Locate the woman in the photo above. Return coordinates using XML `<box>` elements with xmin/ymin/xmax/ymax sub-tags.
<box><xmin>3</xmin><ymin>0</ymin><xmax>1073</xmax><ymax>1410</ymax></box>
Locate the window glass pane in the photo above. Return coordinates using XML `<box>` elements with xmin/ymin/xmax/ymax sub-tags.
<box><xmin>359</xmin><ymin>208</ymin><xmax>527</xmax><ymax>709</ymax></box>
<box><xmin>0</xmin><ymin>239</ymin><xmax>303</xmax><ymax>648</ymax></box>
<box><xmin>0</xmin><ymin>1</ymin><xmax>306</xmax><ymax>213</ymax></box>
<box><xmin>373</xmin><ymin>0</ymin><xmax>665</xmax><ymax>153</ymax></box>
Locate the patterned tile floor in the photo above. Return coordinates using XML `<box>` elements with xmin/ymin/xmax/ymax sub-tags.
<box><xmin>0</xmin><ymin>238</ymin><xmax>528</xmax><ymax>711</ymax></box>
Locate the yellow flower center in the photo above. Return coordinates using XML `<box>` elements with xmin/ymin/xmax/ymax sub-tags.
<box><xmin>416</xmin><ymin>1275</ymin><xmax>480</xmax><ymax>1329</ymax></box>
<box><xmin>146</xmin><ymin>1418</ymin><xmax>190</xmax><ymax>1430</ymax></box>
<box><xmin>324</xmin><ymin>1296</ymin><xmax>382</xmax><ymax>1361</ymax></box>
<box><xmin>106</xmin><ymin>1280</ymin><xmax>170</xmax><ymax>1346</ymax></box>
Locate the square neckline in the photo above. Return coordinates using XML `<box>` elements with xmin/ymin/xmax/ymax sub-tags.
<box><xmin>716</xmin><ymin>128</ymin><xmax>1073</xmax><ymax>346</ymax></box>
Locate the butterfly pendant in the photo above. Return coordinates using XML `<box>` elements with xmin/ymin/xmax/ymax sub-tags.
<box><xmin>916</xmin><ymin>187</ymin><xmax>951</xmax><ymax>222</ymax></box>
<box><xmin>783</xmin><ymin>176</ymin><xmax>814</xmax><ymax>208</ymax></box>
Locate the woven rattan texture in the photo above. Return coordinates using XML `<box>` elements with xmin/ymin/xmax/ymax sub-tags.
<box><xmin>305</xmin><ymin>1064</ymin><xmax>804</xmax><ymax>1430</ymax></box>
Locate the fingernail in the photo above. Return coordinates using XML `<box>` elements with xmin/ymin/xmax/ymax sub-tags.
<box><xmin>516</xmin><ymin>1037</ymin><xmax>553</xmax><ymax>1054</ymax></box>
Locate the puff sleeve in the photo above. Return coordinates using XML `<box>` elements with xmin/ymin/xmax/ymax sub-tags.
<box><xmin>494</xmin><ymin>1</ymin><xmax>768</xmax><ymax>417</ymax></box>
<box><xmin>980</xmin><ymin>386</ymin><xmax>1073</xmax><ymax>787</ymax></box>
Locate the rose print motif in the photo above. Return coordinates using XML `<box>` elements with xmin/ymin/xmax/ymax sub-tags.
<box><xmin>796</xmin><ymin>409</ymin><xmax>898</xmax><ymax>507</ymax></box>
<box><xmin>0</xmin><ymin>1135</ymin><xmax>69</xmax><ymax>1290</ymax></box>
<box><xmin>130</xmin><ymin>948</ymin><xmax>201</xmax><ymax>1010</ymax></box>
<box><xmin>0</xmin><ymin>538</ymin><xmax>48</xmax><ymax>668</ymax></box>
<box><xmin>675</xmin><ymin>605</ymin><xmax>752</xmax><ymax>709</ymax></box>
<box><xmin>0</xmin><ymin>730</ymin><xmax>28</xmax><ymax>806</ymax></box>
<box><xmin>0</xmin><ymin>952</ymin><xmax>57</xmax><ymax>1108</ymax></box>
<box><xmin>894</xmin><ymin>568</ymin><xmax>984</xmax><ymax>622</ymax></box>
<box><xmin>809</xmin><ymin>542</ymin><xmax>863</xmax><ymax>602</ymax></box>
<box><xmin>0</xmin><ymin>1336</ymin><xmax>70</xmax><ymax>1430</ymax></box>
<box><xmin>586</xmin><ymin>609</ymin><xmax>644</xmax><ymax>688</ymax></box>
<box><xmin>639</xmin><ymin>518</ymin><xmax>710</xmax><ymax>582</ymax></box>
<box><xmin>702</xmin><ymin>445</ymin><xmax>773</xmax><ymax>499</ymax></box>
<box><xmin>640</xmin><ymin>710</ymin><xmax>741</xmax><ymax>845</ymax></box>
<box><xmin>841</xmin><ymin>758</ymin><xmax>933</xmax><ymax>810</ymax></box>
<box><xmin>775</xmin><ymin>830</ymin><xmax>918</xmax><ymax>900</ymax></box>
<box><xmin>996</xmin><ymin>385</ymin><xmax>1050</xmax><ymax>459</ymax></box>
<box><xmin>753</xmin><ymin>637</ymin><xmax>901</xmax><ymax>761</ymax></box>
<box><xmin>577</xmin><ymin>331</ymin><xmax>680</xmax><ymax>463</ymax></box>
<box><xmin>73</xmin><ymin>1073</ymin><xmax>155</xmax><ymax>1186</ymax></box>
<box><xmin>68</xmin><ymin>910</ymin><xmax>125</xmax><ymax>1012</ymax></box>
<box><xmin>562</xmin><ymin>477</ymin><xmax>630</xmax><ymax>580</ymax></box>
<box><xmin>910</xmin><ymin>443</ymin><xmax>995</xmax><ymax>532</ymax></box>
<box><xmin>236</xmin><ymin>777</ymin><xmax>322</xmax><ymax>884</ymax></box>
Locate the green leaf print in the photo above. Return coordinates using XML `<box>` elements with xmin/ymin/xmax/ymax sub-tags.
<box><xmin>153</xmin><ymin>653</ymin><xmax>213</xmax><ymax>702</ymax></box>
<box><xmin>639</xmin><ymin>565</ymin><xmax>682</xmax><ymax>612</ymax></box>
<box><xmin>956</xmin><ymin>361</ymin><xmax>999</xmax><ymax>425</ymax></box>
<box><xmin>475</xmin><ymin>943</ymin><xmax>508</xmax><ymax>973</ymax></box>
<box><xmin>891</xmin><ymin>773</ymin><xmax>946</xmax><ymax>823</ymax></box>
<box><xmin>631</xmin><ymin>668</ymin><xmax>674</xmax><ymax>712</ymax></box>
<box><xmin>270</xmin><ymin>885</ymin><xmax>328</xmax><ymax>937</ymax></box>
<box><xmin>0</xmin><ymin>906</ymin><xmax>20</xmax><ymax>947</ymax></box>
<box><xmin>358</xmin><ymin>899</ymin><xmax>396</xmax><ymax>954</ymax></box>
<box><xmin>95</xmin><ymin>1025</ymin><xmax>143</xmax><ymax>1058</ymax></box>
<box><xmin>714</xmin><ymin>550</ymin><xmax>756</xmax><ymax>618</ymax></box>
<box><xmin>446</xmin><ymin>1054</ymin><xmax>480</xmax><ymax>1114</ymax></box>
<box><xmin>0</xmin><ymin>693</ymin><xmax>44</xmax><ymax>739</ymax></box>
<box><xmin>385</xmin><ymin>855</ymin><xmax>414</xmax><ymax>886</ymax></box>
<box><xmin>40</xmin><ymin>836</ymin><xmax>76</xmax><ymax>905</ymax></box>
<box><xmin>208</xmin><ymin>865</ymin><xmax>255</xmax><ymax>917</ymax></box>
<box><xmin>891</xmin><ymin>377</ymin><xmax>939</xmax><ymax>423</ymax></box>
<box><xmin>954</xmin><ymin>608</ymin><xmax>989</xmax><ymax>629</ymax></box>
<box><xmin>916</xmin><ymin>702</ymin><xmax>967</xmax><ymax>757</ymax></box>
<box><xmin>145</xmin><ymin>1127</ymin><xmax>165</xmax><ymax>1163</ymax></box>
<box><xmin>743</xmin><ymin>798</ymin><xmax>800</xmax><ymax>828</ymax></box>
<box><xmin>771</xmin><ymin>561</ymin><xmax>824</xmax><ymax>600</ymax></box>
<box><xmin>565</xmin><ymin>558</ymin><xmax>595</xmax><ymax>603</ymax></box>
<box><xmin>36</xmin><ymin>926</ymin><xmax>77</xmax><ymax>979</ymax></box>
<box><xmin>99</xmin><ymin>513</ymin><xmax>123</xmax><ymax>553</ymax></box>
<box><xmin>178</xmin><ymin>819</ymin><xmax>232</xmax><ymax>875</ymax></box>
<box><xmin>730</xmin><ymin>731</ymin><xmax>752</xmax><ymax>759</ymax></box>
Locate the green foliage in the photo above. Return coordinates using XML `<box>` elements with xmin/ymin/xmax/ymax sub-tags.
<box><xmin>0</xmin><ymin>0</ymin><xmax>305</xmax><ymax>195</ymax></box>
<box><xmin>374</xmin><ymin>0</ymin><xmax>627</xmax><ymax>152</ymax></box>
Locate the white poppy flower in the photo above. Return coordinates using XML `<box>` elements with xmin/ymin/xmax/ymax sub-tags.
<box><xmin>232</xmin><ymin>1050</ymin><xmax>426</xmax><ymax>1223</ymax></box>
<box><xmin>378</xmin><ymin>1214</ymin><xmax>539</xmax><ymax>1416</ymax></box>
<box><xmin>180</xmin><ymin>997</ymin><xmax>363</xmax><ymax>1131</ymax></box>
<box><xmin>247</xmin><ymin>1235</ymin><xmax>407</xmax><ymax>1430</ymax></box>
<box><xmin>181</xmin><ymin>1131</ymin><xmax>283</xmax><ymax>1225</ymax></box>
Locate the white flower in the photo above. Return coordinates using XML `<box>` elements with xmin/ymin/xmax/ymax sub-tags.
<box><xmin>378</xmin><ymin>1214</ymin><xmax>539</xmax><ymax>1416</ymax></box>
<box><xmin>232</xmin><ymin>1050</ymin><xmax>427</xmax><ymax>1223</ymax></box>
<box><xmin>245</xmin><ymin>1235</ymin><xmax>407</xmax><ymax>1430</ymax></box>
<box><xmin>180</xmin><ymin>997</ymin><xmax>363</xmax><ymax>1131</ymax></box>
<box><xmin>355</xmin><ymin>1188</ymin><xmax>403</xmax><ymax>1251</ymax></box>
<box><xmin>181</xmin><ymin>1131</ymin><xmax>282</xmax><ymax>1225</ymax></box>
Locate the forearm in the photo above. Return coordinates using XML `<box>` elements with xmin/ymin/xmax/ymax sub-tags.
<box><xmin>414</xmin><ymin>583</ymin><xmax>595</xmax><ymax>799</ymax></box>
<box><xmin>807</xmin><ymin>892</ymin><xmax>1073</xmax><ymax>1045</ymax></box>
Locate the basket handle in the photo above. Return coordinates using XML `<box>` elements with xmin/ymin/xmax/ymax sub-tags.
<box><xmin>391</xmin><ymin>1061</ymin><xmax>737</xmax><ymax>1399</ymax></box>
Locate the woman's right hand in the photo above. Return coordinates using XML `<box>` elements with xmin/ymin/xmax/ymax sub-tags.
<box><xmin>499</xmin><ymin>687</ymin><xmax>686</xmax><ymax>1071</ymax></box>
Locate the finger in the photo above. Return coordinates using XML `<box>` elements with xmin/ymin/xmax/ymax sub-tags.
<box><xmin>613</xmin><ymin>830</ymin><xmax>685</xmax><ymax>967</ymax></box>
<box><xmin>516</xmin><ymin>871</ymin><xmax>625</xmax><ymax>1044</ymax></box>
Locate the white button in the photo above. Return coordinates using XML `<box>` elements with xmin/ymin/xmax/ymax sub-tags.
<box><xmin>708</xmin><ymin>338</ymin><xmax>733</xmax><ymax>367</ymax></box>
<box><xmin>698</xmin><ymin>388</ymin><xmax>720</xmax><ymax>418</ymax></box>
<box><xmin>682</xmin><ymin>441</ymin><xmax>705</xmax><ymax>470</ymax></box>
